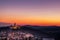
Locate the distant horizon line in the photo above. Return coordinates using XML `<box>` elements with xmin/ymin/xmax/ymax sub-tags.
<box><xmin>0</xmin><ymin>22</ymin><xmax>60</xmax><ymax>26</ymax></box>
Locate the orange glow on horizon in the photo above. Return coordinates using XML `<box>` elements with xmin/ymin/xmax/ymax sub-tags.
<box><xmin>0</xmin><ymin>17</ymin><xmax>60</xmax><ymax>26</ymax></box>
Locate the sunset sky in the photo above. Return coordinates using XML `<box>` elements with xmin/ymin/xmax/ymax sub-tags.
<box><xmin>0</xmin><ymin>0</ymin><xmax>60</xmax><ymax>26</ymax></box>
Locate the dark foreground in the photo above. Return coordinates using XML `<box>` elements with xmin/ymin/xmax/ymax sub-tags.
<box><xmin>0</xmin><ymin>25</ymin><xmax>60</xmax><ymax>40</ymax></box>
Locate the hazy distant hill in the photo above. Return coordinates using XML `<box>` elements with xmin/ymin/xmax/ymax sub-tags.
<box><xmin>0</xmin><ymin>22</ymin><xmax>11</xmax><ymax>27</ymax></box>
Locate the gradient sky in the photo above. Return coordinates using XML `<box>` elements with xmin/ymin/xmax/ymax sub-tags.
<box><xmin>0</xmin><ymin>0</ymin><xmax>60</xmax><ymax>26</ymax></box>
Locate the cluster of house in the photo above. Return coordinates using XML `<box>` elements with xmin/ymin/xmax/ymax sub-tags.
<box><xmin>0</xmin><ymin>23</ymin><xmax>55</xmax><ymax>40</ymax></box>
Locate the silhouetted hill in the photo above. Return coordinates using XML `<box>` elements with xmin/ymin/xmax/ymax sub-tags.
<box><xmin>21</xmin><ymin>25</ymin><xmax>60</xmax><ymax>40</ymax></box>
<box><xmin>0</xmin><ymin>22</ymin><xmax>11</xmax><ymax>27</ymax></box>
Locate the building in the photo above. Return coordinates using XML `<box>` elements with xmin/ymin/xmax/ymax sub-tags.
<box><xmin>10</xmin><ymin>23</ymin><xmax>20</xmax><ymax>29</ymax></box>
